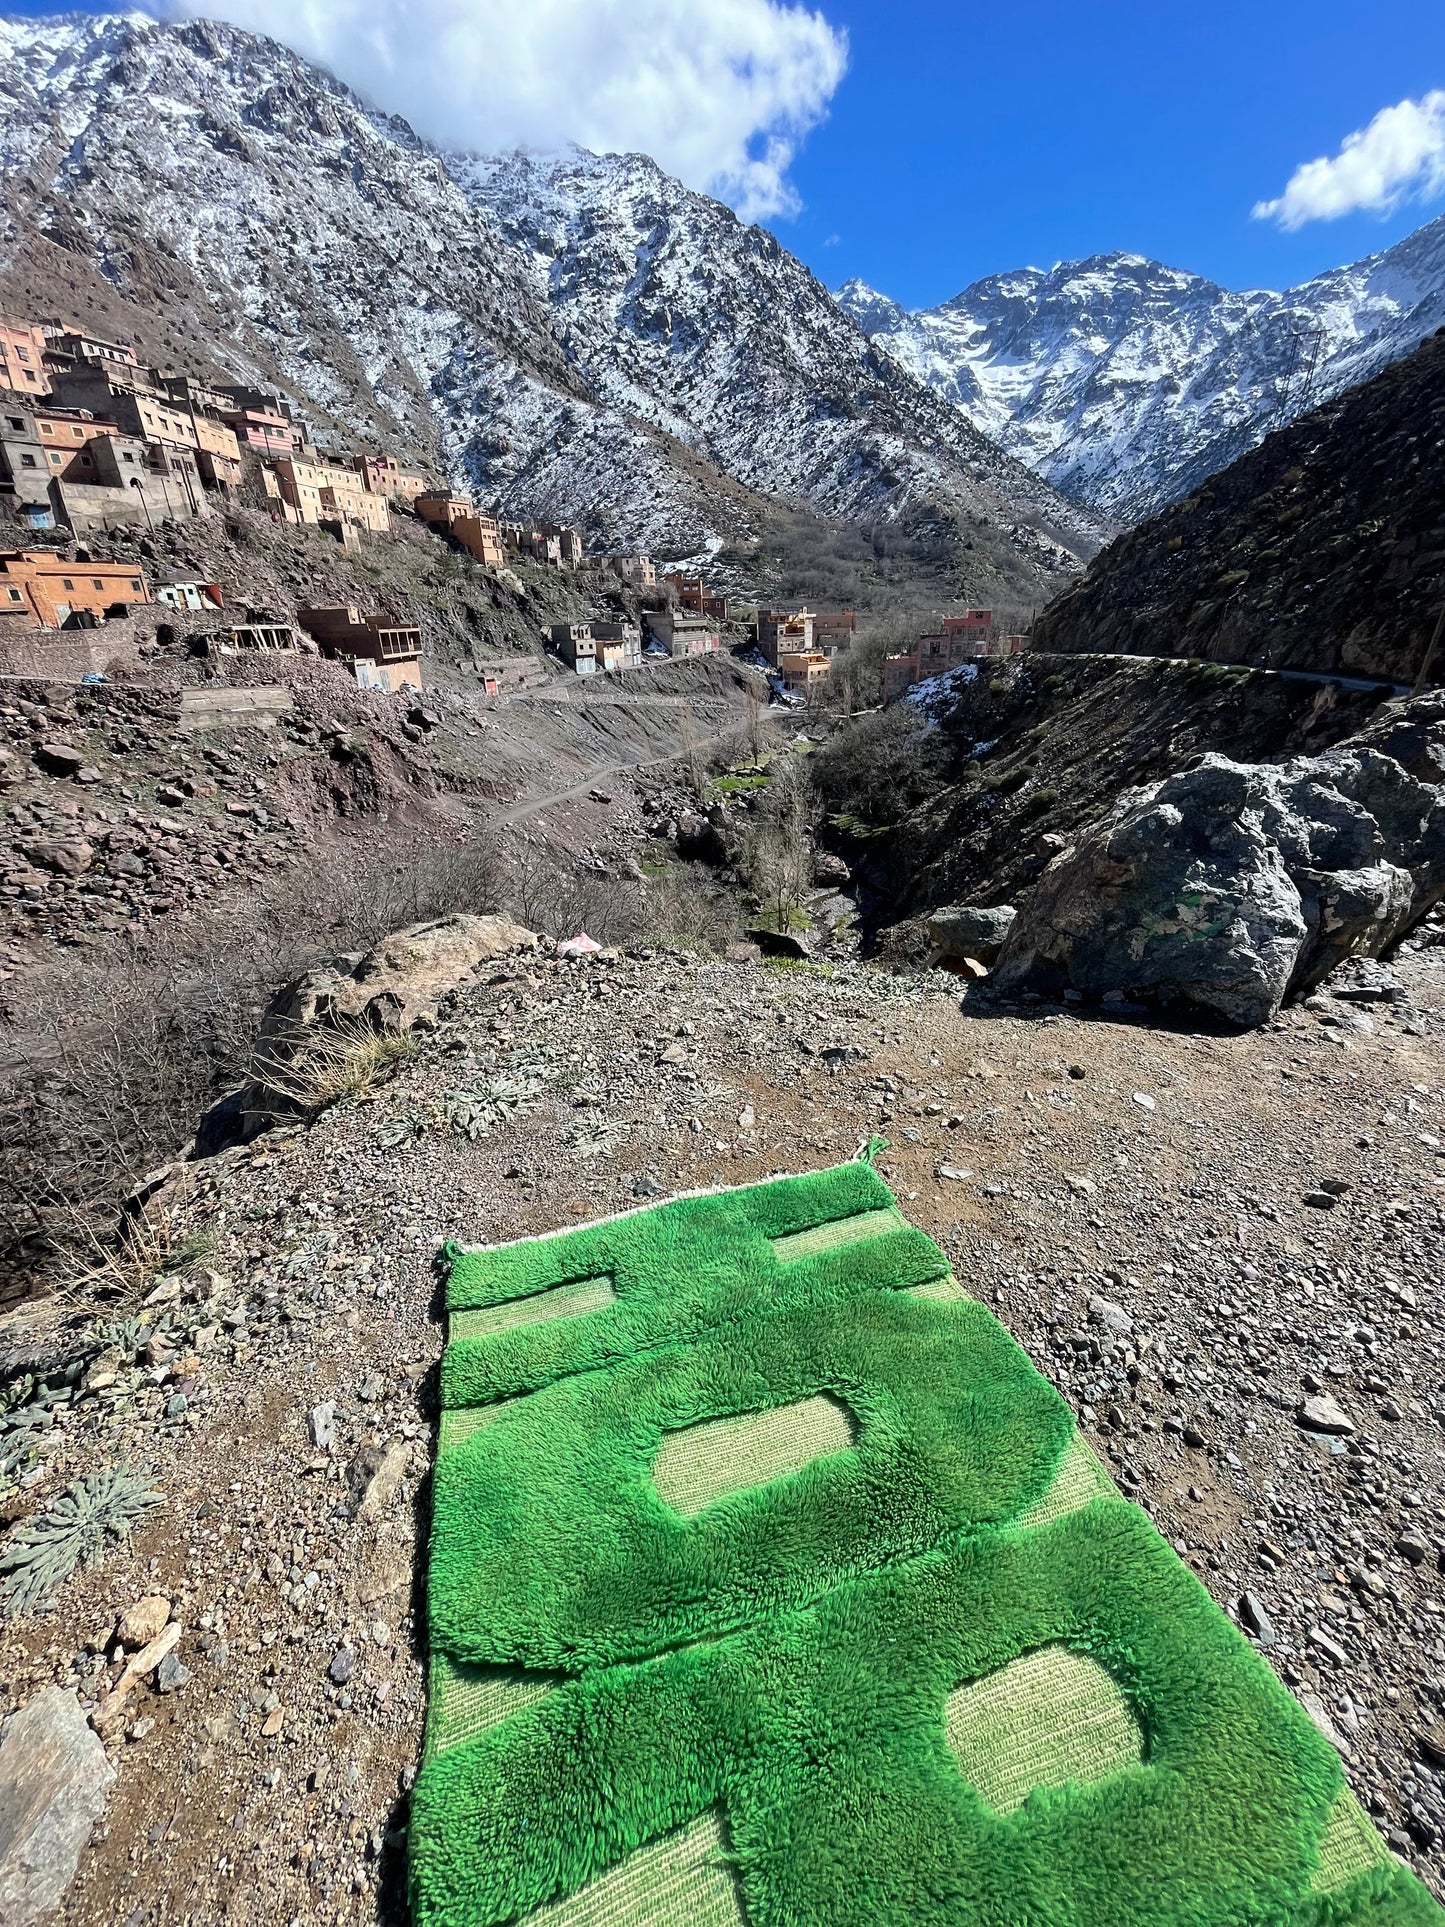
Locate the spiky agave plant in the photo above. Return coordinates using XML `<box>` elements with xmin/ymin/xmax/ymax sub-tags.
<box><xmin>1</xmin><ymin>1464</ymin><xmax>163</xmax><ymax>1618</ymax></box>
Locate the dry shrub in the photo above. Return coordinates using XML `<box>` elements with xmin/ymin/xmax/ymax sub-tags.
<box><xmin>252</xmin><ymin>1020</ymin><xmax>417</xmax><ymax>1115</ymax></box>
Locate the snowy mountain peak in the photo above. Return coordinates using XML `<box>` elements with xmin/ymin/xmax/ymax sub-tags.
<box><xmin>841</xmin><ymin>221</ymin><xmax>1445</xmax><ymax>520</ymax></box>
<box><xmin>0</xmin><ymin>9</ymin><xmax>1102</xmax><ymax>583</ymax></box>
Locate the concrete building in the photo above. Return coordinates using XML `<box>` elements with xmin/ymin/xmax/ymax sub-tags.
<box><xmin>30</xmin><ymin>407</ymin><xmax>121</xmax><ymax>482</ymax></box>
<box><xmin>0</xmin><ymin>319</ymin><xmax>51</xmax><ymax>398</ymax></box>
<box><xmin>778</xmin><ymin>650</ymin><xmax>831</xmax><ymax>695</ymax></box>
<box><xmin>0</xmin><ymin>550</ymin><xmax>150</xmax><ymax>629</ymax></box>
<box><xmin>645</xmin><ymin>610</ymin><xmax>721</xmax><ymax>658</ymax></box>
<box><xmin>155</xmin><ymin>575</ymin><xmax>224</xmax><ymax>613</ymax></box>
<box><xmin>589</xmin><ymin>620</ymin><xmax>643</xmax><ymax>672</ymax></box>
<box><xmin>757</xmin><ymin>607</ymin><xmax>814</xmax><ymax>666</ymax></box>
<box><xmin>0</xmin><ymin>404</ymin><xmax>55</xmax><ymax>525</ymax></box>
<box><xmin>297</xmin><ymin>604</ymin><xmax>422</xmax><ymax>690</ymax></box>
<box><xmin>45</xmin><ymin>367</ymin><xmax>203</xmax><ymax>453</ymax></box>
<box><xmin>549</xmin><ymin>621</ymin><xmax>597</xmax><ymax>675</ymax></box>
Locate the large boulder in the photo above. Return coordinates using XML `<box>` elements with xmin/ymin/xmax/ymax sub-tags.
<box><xmin>197</xmin><ymin>913</ymin><xmax>536</xmax><ymax>1150</ymax></box>
<box><xmin>993</xmin><ymin>698</ymin><xmax>1445</xmax><ymax>1027</ymax></box>
<box><xmin>927</xmin><ymin>903</ymin><xmax>1016</xmax><ymax>964</ymax></box>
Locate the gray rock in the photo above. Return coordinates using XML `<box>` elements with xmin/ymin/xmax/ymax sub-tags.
<box><xmin>1298</xmin><ymin>1393</ymin><xmax>1356</xmax><ymax>1436</ymax></box>
<box><xmin>992</xmin><ymin>702</ymin><xmax>1445</xmax><ymax>1027</ymax></box>
<box><xmin>155</xmin><ymin>1653</ymin><xmax>189</xmax><ymax>1695</ymax></box>
<box><xmin>1238</xmin><ymin>1591</ymin><xmax>1276</xmax><ymax>1645</ymax></box>
<box><xmin>0</xmin><ymin>1687</ymin><xmax>115</xmax><ymax>1927</ymax></box>
<box><xmin>1088</xmin><ymin>1295</ymin><xmax>1134</xmax><ymax>1337</ymax></box>
<box><xmin>927</xmin><ymin>903</ymin><xmax>1017</xmax><ymax>964</ymax></box>
<box><xmin>329</xmin><ymin>1647</ymin><xmax>356</xmax><ymax>1686</ymax></box>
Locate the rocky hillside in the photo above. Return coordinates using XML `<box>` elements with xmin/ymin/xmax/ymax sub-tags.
<box><xmin>838</xmin><ymin>216</ymin><xmax>1445</xmax><ymax>521</ymax></box>
<box><xmin>0</xmin><ymin>12</ymin><xmax>1101</xmax><ymax>589</ymax></box>
<box><xmin>1030</xmin><ymin>326</ymin><xmax>1445</xmax><ymax>686</ymax></box>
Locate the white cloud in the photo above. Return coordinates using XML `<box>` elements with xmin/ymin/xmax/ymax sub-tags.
<box><xmin>161</xmin><ymin>0</ymin><xmax>847</xmax><ymax>220</ymax></box>
<box><xmin>1253</xmin><ymin>90</ymin><xmax>1445</xmax><ymax>230</ymax></box>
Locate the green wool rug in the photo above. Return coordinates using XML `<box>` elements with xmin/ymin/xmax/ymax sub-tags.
<box><xmin>411</xmin><ymin>1161</ymin><xmax>1442</xmax><ymax>1927</ymax></box>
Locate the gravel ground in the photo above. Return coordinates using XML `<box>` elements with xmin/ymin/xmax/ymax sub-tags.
<box><xmin>3</xmin><ymin>931</ymin><xmax>1444</xmax><ymax>1922</ymax></box>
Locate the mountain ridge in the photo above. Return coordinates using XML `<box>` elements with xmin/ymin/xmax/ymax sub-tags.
<box><xmin>0</xmin><ymin>10</ymin><xmax>1103</xmax><ymax>592</ymax></box>
<box><xmin>838</xmin><ymin>217</ymin><xmax>1445</xmax><ymax>521</ymax></box>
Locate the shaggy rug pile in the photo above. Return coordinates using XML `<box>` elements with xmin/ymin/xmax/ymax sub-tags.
<box><xmin>410</xmin><ymin>1161</ymin><xmax>1440</xmax><ymax>1925</ymax></box>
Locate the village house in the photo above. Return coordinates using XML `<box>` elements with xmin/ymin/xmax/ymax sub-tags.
<box><xmin>221</xmin><ymin>403</ymin><xmax>301</xmax><ymax>458</ymax></box>
<box><xmin>549</xmin><ymin>622</ymin><xmax>597</xmax><ymax>675</ymax></box>
<box><xmin>645</xmin><ymin>610</ymin><xmax>721</xmax><ymax>658</ymax></box>
<box><xmin>589</xmin><ymin>620</ymin><xmax>643</xmax><ymax>672</ymax></box>
<box><xmin>777</xmin><ymin>649</ymin><xmax>831</xmax><ymax>695</ymax></box>
<box><xmin>268</xmin><ymin>455</ymin><xmax>390</xmax><ymax>535</ymax></box>
<box><xmin>296</xmin><ymin>604</ymin><xmax>422</xmax><ymax>691</ymax></box>
<box><xmin>812</xmin><ymin>610</ymin><xmax>856</xmax><ymax>654</ymax></box>
<box><xmin>757</xmin><ymin>607</ymin><xmax>814</xmax><ymax>665</ymax></box>
<box><xmin>502</xmin><ymin>520</ymin><xmax>583</xmax><ymax>569</ymax></box>
<box><xmin>349</xmin><ymin>454</ymin><xmax>428</xmax><ymax>502</ymax></box>
<box><xmin>0</xmin><ymin>405</ymin><xmax>57</xmax><ymax>526</ymax></box>
<box><xmin>30</xmin><ymin>407</ymin><xmax>122</xmax><ymax>481</ymax></box>
<box><xmin>203</xmin><ymin>621</ymin><xmax>302</xmax><ymax>655</ymax></box>
<box><xmin>416</xmin><ymin>494</ymin><xmax>505</xmax><ymax>566</ymax></box>
<box><xmin>663</xmin><ymin>573</ymin><xmax>729</xmax><ymax>621</ymax></box>
<box><xmin>155</xmin><ymin>574</ymin><xmax>224</xmax><ymax>613</ymax></box>
<box><xmin>42</xmin><ymin>327</ymin><xmax>139</xmax><ymax>378</ymax></box>
<box><xmin>0</xmin><ymin>318</ymin><xmax>51</xmax><ymax>398</ymax></box>
<box><xmin>881</xmin><ymin>610</ymin><xmax>1029</xmax><ymax>703</ymax></box>
<box><xmin>597</xmin><ymin>553</ymin><xmax>656</xmax><ymax>587</ymax></box>
<box><xmin>0</xmin><ymin>550</ymin><xmax>149</xmax><ymax>629</ymax></box>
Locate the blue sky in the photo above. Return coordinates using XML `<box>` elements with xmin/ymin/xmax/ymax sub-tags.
<box><xmin>783</xmin><ymin>0</ymin><xmax>1445</xmax><ymax>306</ymax></box>
<box><xmin>9</xmin><ymin>0</ymin><xmax>1445</xmax><ymax>309</ymax></box>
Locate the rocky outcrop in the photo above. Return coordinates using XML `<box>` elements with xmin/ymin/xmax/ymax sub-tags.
<box><xmin>0</xmin><ymin>1687</ymin><xmax>114</xmax><ymax>1927</ymax></box>
<box><xmin>196</xmin><ymin>913</ymin><xmax>536</xmax><ymax>1150</ymax></box>
<box><xmin>992</xmin><ymin>696</ymin><xmax>1445</xmax><ymax>1026</ymax></box>
<box><xmin>1030</xmin><ymin>327</ymin><xmax>1445</xmax><ymax>686</ymax></box>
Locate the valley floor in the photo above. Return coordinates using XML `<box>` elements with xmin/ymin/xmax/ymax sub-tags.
<box><xmin>3</xmin><ymin>937</ymin><xmax>1445</xmax><ymax>1921</ymax></box>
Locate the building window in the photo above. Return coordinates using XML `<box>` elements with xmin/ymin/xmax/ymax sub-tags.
<box><xmin>19</xmin><ymin>454</ymin><xmax>36</xmax><ymax>468</ymax></box>
<box><xmin>15</xmin><ymin>347</ymin><xmax>29</xmax><ymax>363</ymax></box>
<box><xmin>91</xmin><ymin>579</ymin><xmax>103</xmax><ymax>591</ymax></box>
<box><xmin>62</xmin><ymin>578</ymin><xmax>74</xmax><ymax>590</ymax></box>
<box><xmin>49</xmin><ymin>453</ymin><xmax>62</xmax><ymax>466</ymax></box>
<box><xmin>130</xmin><ymin>581</ymin><xmax>142</xmax><ymax>593</ymax></box>
<box><xmin>6</xmin><ymin>588</ymin><xmax>21</xmax><ymax>602</ymax></box>
<box><xmin>6</xmin><ymin>418</ymin><xmax>22</xmax><ymax>430</ymax></box>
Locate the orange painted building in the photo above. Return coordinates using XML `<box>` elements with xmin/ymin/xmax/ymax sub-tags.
<box><xmin>0</xmin><ymin>320</ymin><xmax>51</xmax><ymax>398</ymax></box>
<box><xmin>31</xmin><ymin>408</ymin><xmax>121</xmax><ymax>481</ymax></box>
<box><xmin>0</xmin><ymin>550</ymin><xmax>150</xmax><ymax>629</ymax></box>
<box><xmin>350</xmin><ymin>454</ymin><xmax>428</xmax><ymax>501</ymax></box>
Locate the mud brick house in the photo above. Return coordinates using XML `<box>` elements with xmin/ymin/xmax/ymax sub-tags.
<box><xmin>598</xmin><ymin>552</ymin><xmax>656</xmax><ymax>587</ymax></box>
<box><xmin>0</xmin><ymin>550</ymin><xmax>149</xmax><ymax>628</ymax></box>
<box><xmin>645</xmin><ymin>610</ymin><xmax>721</xmax><ymax>658</ymax></box>
<box><xmin>882</xmin><ymin>610</ymin><xmax>1011</xmax><ymax>703</ymax></box>
<box><xmin>220</xmin><ymin>402</ymin><xmax>301</xmax><ymax>458</ymax></box>
<box><xmin>30</xmin><ymin>407</ymin><xmax>121</xmax><ymax>481</ymax></box>
<box><xmin>0</xmin><ymin>318</ymin><xmax>51</xmax><ymax>398</ymax></box>
<box><xmin>416</xmin><ymin>494</ymin><xmax>505</xmax><ymax>566</ymax></box>
<box><xmin>664</xmin><ymin>573</ymin><xmax>729</xmax><ymax>620</ymax></box>
<box><xmin>350</xmin><ymin>454</ymin><xmax>428</xmax><ymax>502</ymax></box>
<box><xmin>812</xmin><ymin>610</ymin><xmax>856</xmax><ymax>654</ymax></box>
<box><xmin>270</xmin><ymin>456</ymin><xmax>390</xmax><ymax>535</ymax></box>
<box><xmin>42</xmin><ymin>327</ymin><xmax>139</xmax><ymax>378</ymax></box>
<box><xmin>297</xmin><ymin>604</ymin><xmax>422</xmax><ymax>690</ymax></box>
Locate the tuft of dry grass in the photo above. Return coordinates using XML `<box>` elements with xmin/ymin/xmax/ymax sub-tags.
<box><xmin>253</xmin><ymin>1021</ymin><xmax>418</xmax><ymax>1116</ymax></box>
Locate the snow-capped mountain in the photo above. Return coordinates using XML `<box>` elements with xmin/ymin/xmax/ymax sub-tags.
<box><xmin>838</xmin><ymin>223</ymin><xmax>1445</xmax><ymax>522</ymax></box>
<box><xmin>0</xmin><ymin>12</ymin><xmax>1102</xmax><ymax>582</ymax></box>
